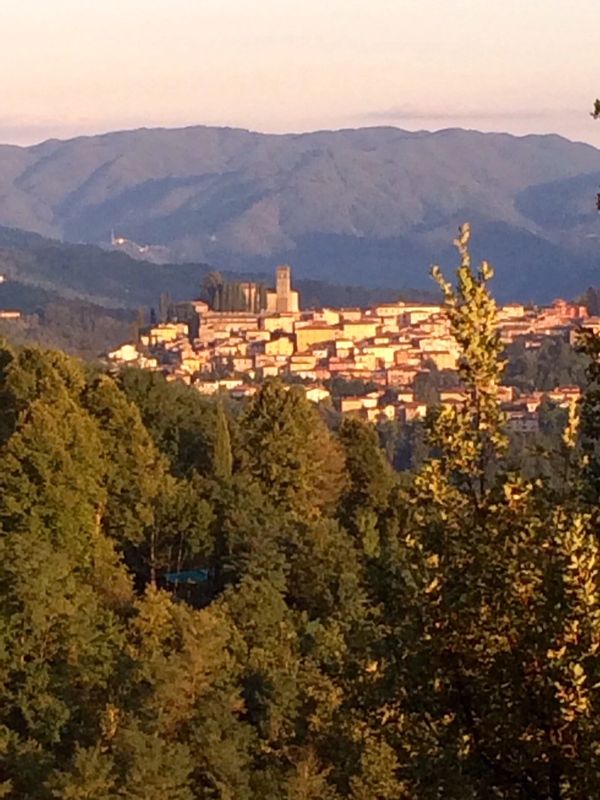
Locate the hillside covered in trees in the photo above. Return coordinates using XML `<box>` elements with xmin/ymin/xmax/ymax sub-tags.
<box><xmin>0</xmin><ymin>224</ymin><xmax>435</xmax><ymax>359</ymax></box>
<box><xmin>1</xmin><ymin>227</ymin><xmax>600</xmax><ymax>798</ymax></box>
<box><xmin>0</xmin><ymin>225</ymin><xmax>432</xmax><ymax>313</ymax></box>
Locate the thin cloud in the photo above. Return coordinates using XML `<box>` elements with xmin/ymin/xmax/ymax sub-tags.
<box><xmin>0</xmin><ymin>114</ymin><xmax>170</xmax><ymax>146</ymax></box>
<box><xmin>361</xmin><ymin>106</ymin><xmax>583</xmax><ymax>122</ymax></box>
<box><xmin>0</xmin><ymin>114</ymin><xmax>101</xmax><ymax>145</ymax></box>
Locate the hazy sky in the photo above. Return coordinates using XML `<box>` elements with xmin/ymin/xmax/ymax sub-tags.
<box><xmin>1</xmin><ymin>0</ymin><xmax>598</xmax><ymax>146</ymax></box>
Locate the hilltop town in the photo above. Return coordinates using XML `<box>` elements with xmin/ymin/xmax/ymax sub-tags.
<box><xmin>107</xmin><ymin>266</ymin><xmax>599</xmax><ymax>432</ymax></box>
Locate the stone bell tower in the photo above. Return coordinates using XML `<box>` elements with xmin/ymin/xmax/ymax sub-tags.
<box><xmin>276</xmin><ymin>265</ymin><xmax>292</xmax><ymax>313</ymax></box>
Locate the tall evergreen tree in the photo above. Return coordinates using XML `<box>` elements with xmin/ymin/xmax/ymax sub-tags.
<box><xmin>82</xmin><ymin>375</ymin><xmax>167</xmax><ymax>583</ymax></box>
<box><xmin>337</xmin><ymin>417</ymin><xmax>396</xmax><ymax>555</ymax></box>
<box><xmin>158</xmin><ymin>292</ymin><xmax>172</xmax><ymax>323</ymax></box>
<box><xmin>213</xmin><ymin>401</ymin><xmax>233</xmax><ymax>481</ymax></box>
<box><xmin>240</xmin><ymin>380</ymin><xmax>345</xmax><ymax>518</ymax></box>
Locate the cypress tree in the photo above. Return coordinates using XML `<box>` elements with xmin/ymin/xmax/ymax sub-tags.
<box><xmin>337</xmin><ymin>417</ymin><xmax>395</xmax><ymax>541</ymax></box>
<box><xmin>158</xmin><ymin>292</ymin><xmax>170</xmax><ymax>323</ymax></box>
<box><xmin>213</xmin><ymin>401</ymin><xmax>233</xmax><ymax>481</ymax></box>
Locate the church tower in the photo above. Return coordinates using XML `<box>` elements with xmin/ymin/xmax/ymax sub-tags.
<box><xmin>265</xmin><ymin>265</ymin><xmax>300</xmax><ymax>314</ymax></box>
<box><xmin>276</xmin><ymin>265</ymin><xmax>292</xmax><ymax>313</ymax></box>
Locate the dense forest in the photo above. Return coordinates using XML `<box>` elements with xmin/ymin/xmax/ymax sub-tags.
<box><xmin>1</xmin><ymin>226</ymin><xmax>600</xmax><ymax>798</ymax></box>
<box><xmin>0</xmin><ymin>301</ymin><xmax>136</xmax><ymax>361</ymax></box>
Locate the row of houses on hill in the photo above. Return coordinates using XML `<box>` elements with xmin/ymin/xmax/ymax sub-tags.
<box><xmin>106</xmin><ymin>266</ymin><xmax>593</xmax><ymax>427</ymax></box>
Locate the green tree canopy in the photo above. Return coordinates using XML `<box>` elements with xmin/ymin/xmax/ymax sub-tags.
<box><xmin>240</xmin><ymin>380</ymin><xmax>345</xmax><ymax>518</ymax></box>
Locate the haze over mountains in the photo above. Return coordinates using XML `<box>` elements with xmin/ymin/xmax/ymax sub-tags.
<box><xmin>2</xmin><ymin>124</ymin><xmax>600</xmax><ymax>302</ymax></box>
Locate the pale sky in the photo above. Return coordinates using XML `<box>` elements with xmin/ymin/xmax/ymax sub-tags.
<box><xmin>1</xmin><ymin>0</ymin><xmax>599</xmax><ymax>146</ymax></box>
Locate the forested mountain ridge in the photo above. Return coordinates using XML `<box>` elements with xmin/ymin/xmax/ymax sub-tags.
<box><xmin>0</xmin><ymin>224</ymin><xmax>425</xmax><ymax>312</ymax></box>
<box><xmin>1</xmin><ymin>125</ymin><xmax>600</xmax><ymax>300</ymax></box>
<box><xmin>0</xmin><ymin>225</ymin><xmax>430</xmax><ymax>358</ymax></box>
<box><xmin>2</xmin><ymin>228</ymin><xmax>600</xmax><ymax>796</ymax></box>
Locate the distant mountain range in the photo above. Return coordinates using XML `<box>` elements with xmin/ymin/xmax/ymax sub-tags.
<box><xmin>1</xmin><ymin>125</ymin><xmax>600</xmax><ymax>301</ymax></box>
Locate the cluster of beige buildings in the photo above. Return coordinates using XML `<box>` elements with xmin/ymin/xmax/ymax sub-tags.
<box><xmin>498</xmin><ymin>299</ymin><xmax>590</xmax><ymax>345</ymax></box>
<box><xmin>106</xmin><ymin>266</ymin><xmax>593</xmax><ymax>429</ymax></box>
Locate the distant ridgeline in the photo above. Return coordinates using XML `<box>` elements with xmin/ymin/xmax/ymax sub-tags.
<box><xmin>201</xmin><ymin>266</ymin><xmax>300</xmax><ymax>314</ymax></box>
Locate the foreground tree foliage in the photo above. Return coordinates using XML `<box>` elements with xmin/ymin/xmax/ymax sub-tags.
<box><xmin>0</xmin><ymin>225</ymin><xmax>599</xmax><ymax>798</ymax></box>
<box><xmin>374</xmin><ymin>226</ymin><xmax>600</xmax><ymax>798</ymax></box>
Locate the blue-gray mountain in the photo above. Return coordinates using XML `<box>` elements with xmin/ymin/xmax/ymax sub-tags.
<box><xmin>2</xmin><ymin>124</ymin><xmax>600</xmax><ymax>302</ymax></box>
